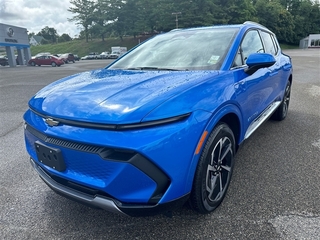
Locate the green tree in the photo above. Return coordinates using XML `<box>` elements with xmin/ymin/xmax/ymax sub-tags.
<box><xmin>68</xmin><ymin>0</ymin><xmax>95</xmax><ymax>42</ymax></box>
<box><xmin>58</xmin><ymin>33</ymin><xmax>72</xmax><ymax>42</ymax></box>
<box><xmin>172</xmin><ymin>0</ymin><xmax>217</xmax><ymax>28</ymax></box>
<box><xmin>28</xmin><ymin>32</ymin><xmax>35</xmax><ymax>39</ymax></box>
<box><xmin>120</xmin><ymin>0</ymin><xmax>142</xmax><ymax>37</ymax></box>
<box><xmin>108</xmin><ymin>0</ymin><xmax>127</xmax><ymax>40</ymax></box>
<box><xmin>66</xmin><ymin>0</ymin><xmax>319</xmax><ymax>45</ymax></box>
<box><xmin>90</xmin><ymin>0</ymin><xmax>115</xmax><ymax>41</ymax></box>
<box><xmin>254</xmin><ymin>0</ymin><xmax>294</xmax><ymax>43</ymax></box>
<box><xmin>165</xmin><ymin>0</ymin><xmax>256</xmax><ymax>29</ymax></box>
<box><xmin>224</xmin><ymin>0</ymin><xmax>257</xmax><ymax>23</ymax></box>
<box><xmin>37</xmin><ymin>26</ymin><xmax>59</xmax><ymax>44</ymax></box>
<box><xmin>284</xmin><ymin>0</ymin><xmax>320</xmax><ymax>44</ymax></box>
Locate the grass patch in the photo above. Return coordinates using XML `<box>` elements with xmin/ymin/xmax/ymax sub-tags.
<box><xmin>30</xmin><ymin>36</ymin><xmax>150</xmax><ymax>57</ymax></box>
<box><xmin>280</xmin><ymin>43</ymin><xmax>299</xmax><ymax>49</ymax></box>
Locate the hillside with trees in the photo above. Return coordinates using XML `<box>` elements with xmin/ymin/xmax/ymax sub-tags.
<box><xmin>68</xmin><ymin>0</ymin><xmax>320</xmax><ymax>45</ymax></box>
<box><xmin>31</xmin><ymin>0</ymin><xmax>320</xmax><ymax>46</ymax></box>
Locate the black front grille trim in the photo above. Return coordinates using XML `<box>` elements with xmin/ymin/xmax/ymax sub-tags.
<box><xmin>49</xmin><ymin>138</ymin><xmax>101</xmax><ymax>153</ymax></box>
<box><xmin>26</xmin><ymin>124</ymin><xmax>136</xmax><ymax>160</ymax></box>
<box><xmin>26</xmin><ymin>124</ymin><xmax>102</xmax><ymax>154</ymax></box>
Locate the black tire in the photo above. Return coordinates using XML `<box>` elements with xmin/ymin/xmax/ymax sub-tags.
<box><xmin>190</xmin><ymin>123</ymin><xmax>235</xmax><ymax>214</ymax></box>
<box><xmin>271</xmin><ymin>81</ymin><xmax>291</xmax><ymax>121</ymax></box>
<box><xmin>51</xmin><ymin>62</ymin><xmax>57</xmax><ymax>67</ymax></box>
<box><xmin>31</xmin><ymin>61</ymin><xmax>36</xmax><ymax>66</ymax></box>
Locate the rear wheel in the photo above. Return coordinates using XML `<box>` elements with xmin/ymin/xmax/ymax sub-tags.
<box><xmin>51</xmin><ymin>62</ymin><xmax>57</xmax><ymax>67</ymax></box>
<box><xmin>272</xmin><ymin>81</ymin><xmax>291</xmax><ymax>121</ymax></box>
<box><xmin>190</xmin><ymin>123</ymin><xmax>235</xmax><ymax>214</ymax></box>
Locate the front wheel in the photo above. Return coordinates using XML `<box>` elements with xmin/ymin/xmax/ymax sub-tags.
<box><xmin>51</xmin><ymin>62</ymin><xmax>57</xmax><ymax>67</ymax></box>
<box><xmin>190</xmin><ymin>123</ymin><xmax>235</xmax><ymax>214</ymax></box>
<box><xmin>271</xmin><ymin>81</ymin><xmax>291</xmax><ymax>121</ymax></box>
<box><xmin>30</xmin><ymin>61</ymin><xmax>36</xmax><ymax>66</ymax></box>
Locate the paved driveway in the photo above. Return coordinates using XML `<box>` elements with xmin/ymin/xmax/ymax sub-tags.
<box><xmin>0</xmin><ymin>51</ymin><xmax>319</xmax><ymax>239</ymax></box>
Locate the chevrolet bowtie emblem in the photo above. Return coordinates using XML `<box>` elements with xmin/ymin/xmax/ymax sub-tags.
<box><xmin>45</xmin><ymin>118</ymin><xmax>60</xmax><ymax>127</ymax></box>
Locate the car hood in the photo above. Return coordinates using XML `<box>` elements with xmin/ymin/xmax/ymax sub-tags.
<box><xmin>29</xmin><ymin>69</ymin><xmax>219</xmax><ymax>124</ymax></box>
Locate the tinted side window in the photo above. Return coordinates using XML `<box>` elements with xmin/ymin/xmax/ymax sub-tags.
<box><xmin>241</xmin><ymin>30</ymin><xmax>264</xmax><ymax>61</ymax></box>
<box><xmin>260</xmin><ymin>31</ymin><xmax>276</xmax><ymax>55</ymax></box>
<box><xmin>270</xmin><ymin>35</ymin><xmax>279</xmax><ymax>55</ymax></box>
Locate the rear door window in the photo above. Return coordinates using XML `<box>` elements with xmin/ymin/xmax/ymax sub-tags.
<box><xmin>260</xmin><ymin>31</ymin><xmax>277</xmax><ymax>55</ymax></box>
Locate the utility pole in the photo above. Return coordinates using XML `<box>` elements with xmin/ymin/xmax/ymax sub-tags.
<box><xmin>172</xmin><ymin>12</ymin><xmax>181</xmax><ymax>29</ymax></box>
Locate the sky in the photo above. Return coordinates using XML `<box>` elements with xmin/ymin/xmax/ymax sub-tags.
<box><xmin>0</xmin><ymin>0</ymin><xmax>81</xmax><ymax>38</ymax></box>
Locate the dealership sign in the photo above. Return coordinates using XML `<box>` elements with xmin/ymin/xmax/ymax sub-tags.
<box><xmin>0</xmin><ymin>23</ymin><xmax>29</xmax><ymax>47</ymax></box>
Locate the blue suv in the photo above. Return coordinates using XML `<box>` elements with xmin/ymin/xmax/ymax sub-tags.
<box><xmin>24</xmin><ymin>21</ymin><xmax>292</xmax><ymax>216</ymax></box>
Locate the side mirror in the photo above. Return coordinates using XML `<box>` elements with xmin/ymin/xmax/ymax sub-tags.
<box><xmin>245</xmin><ymin>53</ymin><xmax>276</xmax><ymax>75</ymax></box>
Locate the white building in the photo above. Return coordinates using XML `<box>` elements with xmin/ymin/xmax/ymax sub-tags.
<box><xmin>299</xmin><ymin>34</ymin><xmax>320</xmax><ymax>48</ymax></box>
<box><xmin>29</xmin><ymin>35</ymin><xmax>44</xmax><ymax>46</ymax></box>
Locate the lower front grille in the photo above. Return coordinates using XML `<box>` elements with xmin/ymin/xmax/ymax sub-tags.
<box><xmin>41</xmin><ymin>166</ymin><xmax>113</xmax><ymax>198</ymax></box>
<box><xmin>30</xmin><ymin>158</ymin><xmax>126</xmax><ymax>215</ymax></box>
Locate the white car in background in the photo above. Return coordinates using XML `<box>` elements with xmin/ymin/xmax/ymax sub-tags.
<box><xmin>109</xmin><ymin>51</ymin><xmax>121</xmax><ymax>59</ymax></box>
<box><xmin>80</xmin><ymin>55</ymin><xmax>90</xmax><ymax>60</ymax></box>
<box><xmin>100</xmin><ymin>52</ymin><xmax>110</xmax><ymax>59</ymax></box>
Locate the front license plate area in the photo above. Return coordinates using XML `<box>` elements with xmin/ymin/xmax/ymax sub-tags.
<box><xmin>35</xmin><ymin>141</ymin><xmax>66</xmax><ymax>172</ymax></box>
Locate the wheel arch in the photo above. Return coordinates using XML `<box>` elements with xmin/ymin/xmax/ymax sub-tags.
<box><xmin>205</xmin><ymin>104</ymin><xmax>243</xmax><ymax>148</ymax></box>
<box><xmin>219</xmin><ymin>113</ymin><xmax>241</xmax><ymax>152</ymax></box>
<box><xmin>184</xmin><ymin>104</ymin><xmax>243</xmax><ymax>194</ymax></box>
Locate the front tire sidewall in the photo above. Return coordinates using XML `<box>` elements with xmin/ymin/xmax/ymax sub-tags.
<box><xmin>280</xmin><ymin>82</ymin><xmax>291</xmax><ymax>119</ymax></box>
<box><xmin>190</xmin><ymin>123</ymin><xmax>235</xmax><ymax>214</ymax></box>
<box><xmin>272</xmin><ymin>81</ymin><xmax>291</xmax><ymax>121</ymax></box>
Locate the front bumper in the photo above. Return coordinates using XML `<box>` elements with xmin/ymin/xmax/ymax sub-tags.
<box><xmin>30</xmin><ymin>158</ymin><xmax>189</xmax><ymax>216</ymax></box>
<box><xmin>24</xmin><ymin>108</ymin><xmax>210</xmax><ymax>215</ymax></box>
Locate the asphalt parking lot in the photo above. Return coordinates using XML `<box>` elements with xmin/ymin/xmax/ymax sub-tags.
<box><xmin>0</xmin><ymin>51</ymin><xmax>319</xmax><ymax>239</ymax></box>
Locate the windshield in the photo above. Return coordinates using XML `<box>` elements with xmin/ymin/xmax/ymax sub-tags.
<box><xmin>109</xmin><ymin>27</ymin><xmax>238</xmax><ymax>71</ymax></box>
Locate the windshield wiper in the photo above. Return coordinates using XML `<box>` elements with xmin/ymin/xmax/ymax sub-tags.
<box><xmin>124</xmin><ymin>67</ymin><xmax>183</xmax><ymax>71</ymax></box>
